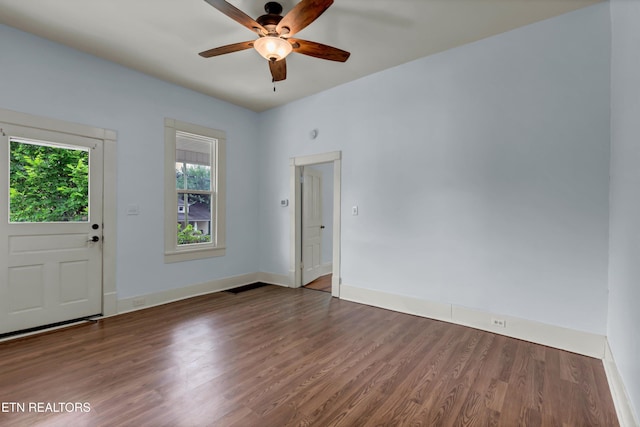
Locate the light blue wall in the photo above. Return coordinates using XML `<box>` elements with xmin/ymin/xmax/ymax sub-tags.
<box><xmin>0</xmin><ymin>24</ymin><xmax>261</xmax><ymax>299</ymax></box>
<box><xmin>609</xmin><ymin>0</ymin><xmax>640</xmax><ymax>421</ymax></box>
<box><xmin>257</xmin><ymin>4</ymin><xmax>611</xmax><ymax>335</ymax></box>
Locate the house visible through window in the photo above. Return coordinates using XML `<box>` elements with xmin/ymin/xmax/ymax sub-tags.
<box><xmin>164</xmin><ymin>119</ymin><xmax>226</xmax><ymax>262</ymax></box>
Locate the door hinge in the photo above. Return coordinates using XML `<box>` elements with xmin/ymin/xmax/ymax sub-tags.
<box><xmin>300</xmin><ymin>261</ymin><xmax>304</xmax><ymax>270</ymax></box>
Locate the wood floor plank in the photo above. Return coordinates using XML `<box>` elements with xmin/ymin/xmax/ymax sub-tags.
<box><xmin>541</xmin><ymin>345</ymin><xmax>564</xmax><ymax>427</ymax></box>
<box><xmin>314</xmin><ymin>318</ymin><xmax>450</xmax><ymax>426</ymax></box>
<box><xmin>0</xmin><ymin>286</ymin><xmax>619</xmax><ymax>426</ymax></box>
<box><xmin>368</xmin><ymin>322</ymin><xmax>463</xmax><ymax>423</ymax></box>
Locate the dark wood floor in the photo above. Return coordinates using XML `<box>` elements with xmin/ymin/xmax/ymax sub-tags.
<box><xmin>0</xmin><ymin>286</ymin><xmax>618</xmax><ymax>426</ymax></box>
<box><xmin>304</xmin><ymin>274</ymin><xmax>332</xmax><ymax>293</ymax></box>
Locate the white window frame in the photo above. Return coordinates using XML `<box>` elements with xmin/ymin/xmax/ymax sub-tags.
<box><xmin>164</xmin><ymin>118</ymin><xmax>226</xmax><ymax>263</ymax></box>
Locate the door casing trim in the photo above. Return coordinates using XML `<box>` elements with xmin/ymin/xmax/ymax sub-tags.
<box><xmin>289</xmin><ymin>151</ymin><xmax>341</xmax><ymax>297</ymax></box>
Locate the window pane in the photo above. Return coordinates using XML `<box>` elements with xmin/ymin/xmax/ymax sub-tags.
<box><xmin>176</xmin><ymin>132</ymin><xmax>213</xmax><ymax>191</ymax></box>
<box><xmin>177</xmin><ymin>193</ymin><xmax>212</xmax><ymax>245</ymax></box>
<box><xmin>185</xmin><ymin>163</ymin><xmax>211</xmax><ymax>191</ymax></box>
<box><xmin>176</xmin><ymin>162</ymin><xmax>186</xmax><ymax>190</ymax></box>
<box><xmin>176</xmin><ymin>162</ymin><xmax>210</xmax><ymax>191</ymax></box>
<box><xmin>9</xmin><ymin>139</ymin><xmax>89</xmax><ymax>223</ymax></box>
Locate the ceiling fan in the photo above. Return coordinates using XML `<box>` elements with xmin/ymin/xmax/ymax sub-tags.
<box><xmin>199</xmin><ymin>0</ymin><xmax>350</xmax><ymax>82</ymax></box>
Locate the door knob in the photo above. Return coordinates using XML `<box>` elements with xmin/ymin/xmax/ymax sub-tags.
<box><xmin>88</xmin><ymin>236</ymin><xmax>100</xmax><ymax>242</ymax></box>
<box><xmin>320</xmin><ymin>225</ymin><xmax>325</xmax><ymax>229</ymax></box>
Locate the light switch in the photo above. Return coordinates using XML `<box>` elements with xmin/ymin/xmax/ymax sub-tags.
<box><xmin>352</xmin><ymin>206</ymin><xmax>358</xmax><ymax>216</ymax></box>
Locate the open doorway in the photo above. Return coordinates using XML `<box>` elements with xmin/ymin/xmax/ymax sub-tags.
<box><xmin>301</xmin><ymin>163</ymin><xmax>333</xmax><ymax>292</ymax></box>
<box><xmin>289</xmin><ymin>151</ymin><xmax>341</xmax><ymax>297</ymax></box>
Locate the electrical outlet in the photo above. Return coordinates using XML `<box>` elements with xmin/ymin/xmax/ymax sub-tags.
<box><xmin>132</xmin><ymin>298</ymin><xmax>146</xmax><ymax>307</ymax></box>
<box><xmin>491</xmin><ymin>317</ymin><xmax>507</xmax><ymax>328</ymax></box>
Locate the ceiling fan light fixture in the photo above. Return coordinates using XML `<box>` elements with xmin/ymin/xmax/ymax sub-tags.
<box><xmin>254</xmin><ymin>36</ymin><xmax>292</xmax><ymax>62</ymax></box>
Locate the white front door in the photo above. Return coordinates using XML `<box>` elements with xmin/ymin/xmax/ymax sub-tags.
<box><xmin>302</xmin><ymin>166</ymin><xmax>323</xmax><ymax>285</ymax></box>
<box><xmin>0</xmin><ymin>124</ymin><xmax>103</xmax><ymax>334</ymax></box>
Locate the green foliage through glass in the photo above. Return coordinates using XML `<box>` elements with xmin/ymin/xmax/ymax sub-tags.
<box><xmin>9</xmin><ymin>140</ymin><xmax>89</xmax><ymax>223</ymax></box>
<box><xmin>175</xmin><ymin>163</ymin><xmax>211</xmax><ymax>191</ymax></box>
<box><xmin>177</xmin><ymin>223</ymin><xmax>211</xmax><ymax>245</ymax></box>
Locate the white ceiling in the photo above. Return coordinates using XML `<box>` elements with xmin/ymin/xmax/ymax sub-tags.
<box><xmin>0</xmin><ymin>0</ymin><xmax>602</xmax><ymax>112</ymax></box>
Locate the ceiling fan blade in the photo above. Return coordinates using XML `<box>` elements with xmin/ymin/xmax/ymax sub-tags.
<box><xmin>269</xmin><ymin>59</ymin><xmax>287</xmax><ymax>82</ymax></box>
<box><xmin>199</xmin><ymin>41</ymin><xmax>254</xmax><ymax>58</ymax></box>
<box><xmin>276</xmin><ymin>0</ymin><xmax>333</xmax><ymax>37</ymax></box>
<box><xmin>289</xmin><ymin>38</ymin><xmax>350</xmax><ymax>62</ymax></box>
<box><xmin>203</xmin><ymin>0</ymin><xmax>266</xmax><ymax>35</ymax></box>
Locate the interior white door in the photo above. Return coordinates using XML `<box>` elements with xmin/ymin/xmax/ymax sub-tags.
<box><xmin>302</xmin><ymin>166</ymin><xmax>323</xmax><ymax>285</ymax></box>
<box><xmin>0</xmin><ymin>124</ymin><xmax>103</xmax><ymax>335</ymax></box>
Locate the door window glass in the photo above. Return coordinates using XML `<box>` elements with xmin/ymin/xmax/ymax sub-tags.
<box><xmin>9</xmin><ymin>138</ymin><xmax>89</xmax><ymax>223</ymax></box>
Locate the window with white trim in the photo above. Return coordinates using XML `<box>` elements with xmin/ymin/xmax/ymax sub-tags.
<box><xmin>164</xmin><ymin>119</ymin><xmax>226</xmax><ymax>262</ymax></box>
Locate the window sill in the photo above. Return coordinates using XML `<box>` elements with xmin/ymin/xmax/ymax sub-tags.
<box><xmin>164</xmin><ymin>246</ymin><xmax>226</xmax><ymax>263</ymax></box>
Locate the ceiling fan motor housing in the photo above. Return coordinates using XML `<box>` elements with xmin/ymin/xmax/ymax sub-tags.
<box><xmin>264</xmin><ymin>2</ymin><xmax>283</xmax><ymax>15</ymax></box>
<box><xmin>257</xmin><ymin>2</ymin><xmax>284</xmax><ymax>32</ymax></box>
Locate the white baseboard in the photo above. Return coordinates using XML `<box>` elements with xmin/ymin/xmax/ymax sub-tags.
<box><xmin>115</xmin><ymin>277</ymin><xmax>608</xmax><ymax>359</ymax></box>
<box><xmin>340</xmin><ymin>284</ymin><xmax>606</xmax><ymax>359</ymax></box>
<box><xmin>117</xmin><ymin>272</ymin><xmax>259</xmax><ymax>314</ymax></box>
<box><xmin>256</xmin><ymin>271</ymin><xmax>291</xmax><ymax>287</ymax></box>
<box><xmin>604</xmin><ymin>340</ymin><xmax>640</xmax><ymax>427</ymax></box>
<box><xmin>340</xmin><ymin>284</ymin><xmax>451</xmax><ymax>321</ymax></box>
